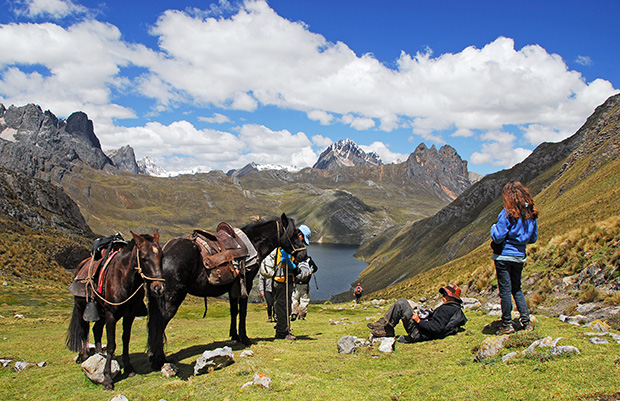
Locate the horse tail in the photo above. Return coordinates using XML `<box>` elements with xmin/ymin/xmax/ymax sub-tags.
<box><xmin>147</xmin><ymin>292</ymin><xmax>167</xmax><ymax>369</ymax></box>
<box><xmin>66</xmin><ymin>297</ymin><xmax>88</xmax><ymax>352</ymax></box>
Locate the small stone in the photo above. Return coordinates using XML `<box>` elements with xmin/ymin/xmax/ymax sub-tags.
<box><xmin>0</xmin><ymin>359</ymin><xmax>12</xmax><ymax>367</ymax></box>
<box><xmin>14</xmin><ymin>361</ymin><xmax>35</xmax><ymax>372</ymax></box>
<box><xmin>37</xmin><ymin>361</ymin><xmax>46</xmax><ymax>367</ymax></box>
<box><xmin>14</xmin><ymin>314</ymin><xmax>24</xmax><ymax>319</ymax></box>
<box><xmin>550</xmin><ymin>346</ymin><xmax>580</xmax><ymax>356</ymax></box>
<box><xmin>378</xmin><ymin>337</ymin><xmax>395</xmax><ymax>353</ymax></box>
<box><xmin>474</xmin><ymin>336</ymin><xmax>511</xmax><ymax>362</ymax></box>
<box><xmin>502</xmin><ymin>352</ymin><xmax>518</xmax><ymax>362</ymax></box>
<box><xmin>337</xmin><ymin>335</ymin><xmax>356</xmax><ymax>354</ymax></box>
<box><xmin>194</xmin><ymin>346</ymin><xmax>234</xmax><ymax>375</ymax></box>
<box><xmin>239</xmin><ymin>350</ymin><xmax>254</xmax><ymax>358</ymax></box>
<box><xmin>109</xmin><ymin>395</ymin><xmax>129</xmax><ymax>401</ymax></box>
<box><xmin>589</xmin><ymin>337</ymin><xmax>610</xmax><ymax>345</ymax></box>
<box><xmin>161</xmin><ymin>363</ymin><xmax>178</xmax><ymax>378</ymax></box>
<box><xmin>81</xmin><ymin>354</ymin><xmax>120</xmax><ymax>384</ymax></box>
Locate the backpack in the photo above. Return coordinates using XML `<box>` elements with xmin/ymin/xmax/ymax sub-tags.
<box><xmin>442</xmin><ymin>308</ymin><xmax>467</xmax><ymax>337</ymax></box>
<box><xmin>259</xmin><ymin>248</ymin><xmax>278</xmax><ymax>279</ymax></box>
<box><xmin>354</xmin><ymin>286</ymin><xmax>363</xmax><ymax>296</ymax></box>
<box><xmin>294</xmin><ymin>260</ymin><xmax>312</xmax><ymax>284</ymax></box>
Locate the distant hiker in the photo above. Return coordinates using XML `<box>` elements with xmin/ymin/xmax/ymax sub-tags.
<box><xmin>273</xmin><ymin>225</ymin><xmax>312</xmax><ymax>340</ymax></box>
<box><xmin>367</xmin><ymin>285</ymin><xmax>467</xmax><ymax>343</ymax></box>
<box><xmin>354</xmin><ymin>283</ymin><xmax>363</xmax><ymax>304</ymax></box>
<box><xmin>491</xmin><ymin>181</ymin><xmax>538</xmax><ymax>335</ymax></box>
<box><xmin>291</xmin><ymin>255</ymin><xmax>318</xmax><ymax>321</ymax></box>
<box><xmin>259</xmin><ymin>275</ymin><xmax>275</xmax><ymax>322</ymax></box>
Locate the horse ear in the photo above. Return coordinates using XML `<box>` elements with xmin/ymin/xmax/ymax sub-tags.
<box><xmin>280</xmin><ymin>213</ymin><xmax>288</xmax><ymax>228</ymax></box>
<box><xmin>153</xmin><ymin>229</ymin><xmax>160</xmax><ymax>244</ymax></box>
<box><xmin>131</xmin><ymin>231</ymin><xmax>145</xmax><ymax>246</ymax></box>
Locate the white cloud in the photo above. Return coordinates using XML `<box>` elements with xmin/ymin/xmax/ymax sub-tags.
<box><xmin>13</xmin><ymin>0</ymin><xmax>89</xmax><ymax>19</ymax></box>
<box><xmin>198</xmin><ymin>113</ymin><xmax>231</xmax><ymax>124</ymax></box>
<box><xmin>341</xmin><ymin>114</ymin><xmax>375</xmax><ymax>130</ymax></box>
<box><xmin>470</xmin><ymin>130</ymin><xmax>532</xmax><ymax>168</ymax></box>
<box><xmin>307</xmin><ymin>110</ymin><xmax>333</xmax><ymax>125</ymax></box>
<box><xmin>311</xmin><ymin>134</ymin><xmax>333</xmax><ymax>149</ymax></box>
<box><xmin>1</xmin><ymin>0</ymin><xmax>618</xmax><ymax>173</ymax></box>
<box><xmin>359</xmin><ymin>141</ymin><xmax>408</xmax><ymax>164</ymax></box>
<box><xmin>576</xmin><ymin>55</ymin><xmax>593</xmax><ymax>66</ymax></box>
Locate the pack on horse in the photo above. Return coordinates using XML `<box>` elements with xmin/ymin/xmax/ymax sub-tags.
<box><xmin>66</xmin><ymin>231</ymin><xmax>165</xmax><ymax>390</ymax></box>
<box><xmin>147</xmin><ymin>213</ymin><xmax>307</xmax><ymax>370</ymax></box>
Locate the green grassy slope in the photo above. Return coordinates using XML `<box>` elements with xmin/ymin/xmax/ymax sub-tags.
<box><xmin>1</xmin><ymin>289</ymin><xmax>619</xmax><ymax>401</ymax></box>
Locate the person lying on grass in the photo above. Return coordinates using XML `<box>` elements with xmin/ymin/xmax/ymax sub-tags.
<box><xmin>367</xmin><ymin>284</ymin><xmax>467</xmax><ymax>343</ymax></box>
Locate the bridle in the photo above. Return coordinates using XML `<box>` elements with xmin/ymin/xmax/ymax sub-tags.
<box><xmin>275</xmin><ymin>219</ymin><xmax>306</xmax><ymax>256</ymax></box>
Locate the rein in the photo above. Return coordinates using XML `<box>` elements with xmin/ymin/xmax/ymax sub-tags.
<box><xmin>87</xmin><ymin>245</ymin><xmax>164</xmax><ymax>307</ymax></box>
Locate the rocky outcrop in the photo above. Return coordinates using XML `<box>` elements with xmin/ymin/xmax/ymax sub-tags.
<box><xmin>0</xmin><ymin>104</ymin><xmax>113</xmax><ymax>183</ymax></box>
<box><xmin>106</xmin><ymin>145</ymin><xmax>141</xmax><ymax>175</ymax></box>
<box><xmin>313</xmin><ymin>139</ymin><xmax>382</xmax><ymax>170</ymax></box>
<box><xmin>0</xmin><ymin>166</ymin><xmax>93</xmax><ymax>237</ymax></box>
<box><xmin>405</xmin><ymin>143</ymin><xmax>471</xmax><ymax>201</ymax></box>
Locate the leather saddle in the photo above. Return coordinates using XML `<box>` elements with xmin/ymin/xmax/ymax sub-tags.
<box><xmin>68</xmin><ymin>247</ymin><xmax>119</xmax><ymax>297</ymax></box>
<box><xmin>189</xmin><ymin>222</ymin><xmax>249</xmax><ymax>286</ymax></box>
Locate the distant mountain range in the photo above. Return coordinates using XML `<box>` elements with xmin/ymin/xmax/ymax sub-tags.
<box><xmin>313</xmin><ymin>138</ymin><xmax>382</xmax><ymax>169</ymax></box>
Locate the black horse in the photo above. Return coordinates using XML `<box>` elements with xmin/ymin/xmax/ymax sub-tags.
<box><xmin>147</xmin><ymin>213</ymin><xmax>307</xmax><ymax>370</ymax></box>
<box><xmin>67</xmin><ymin>231</ymin><xmax>165</xmax><ymax>390</ymax></box>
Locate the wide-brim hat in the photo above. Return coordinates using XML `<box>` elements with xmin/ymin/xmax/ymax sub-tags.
<box><xmin>439</xmin><ymin>284</ymin><xmax>462</xmax><ymax>302</ymax></box>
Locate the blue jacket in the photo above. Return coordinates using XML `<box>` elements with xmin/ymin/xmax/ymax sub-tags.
<box><xmin>490</xmin><ymin>208</ymin><xmax>538</xmax><ymax>258</ymax></box>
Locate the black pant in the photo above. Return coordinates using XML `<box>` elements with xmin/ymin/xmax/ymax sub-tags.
<box><xmin>263</xmin><ymin>291</ymin><xmax>274</xmax><ymax>319</ymax></box>
<box><xmin>273</xmin><ymin>277</ymin><xmax>293</xmax><ymax>337</ymax></box>
<box><xmin>384</xmin><ymin>298</ymin><xmax>426</xmax><ymax>342</ymax></box>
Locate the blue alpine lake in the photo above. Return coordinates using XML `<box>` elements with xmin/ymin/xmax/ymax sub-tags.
<box><xmin>304</xmin><ymin>243</ymin><xmax>368</xmax><ymax>302</ymax></box>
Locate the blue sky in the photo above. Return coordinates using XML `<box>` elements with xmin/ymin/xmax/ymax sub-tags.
<box><xmin>1</xmin><ymin>0</ymin><xmax>618</xmax><ymax>175</ymax></box>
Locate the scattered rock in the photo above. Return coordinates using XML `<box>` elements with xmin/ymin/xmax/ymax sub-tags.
<box><xmin>502</xmin><ymin>352</ymin><xmax>518</xmax><ymax>362</ymax></box>
<box><xmin>523</xmin><ymin>337</ymin><xmax>563</xmax><ymax>354</ymax></box>
<box><xmin>337</xmin><ymin>335</ymin><xmax>357</xmax><ymax>354</ymax></box>
<box><xmin>586</xmin><ymin>319</ymin><xmax>611</xmax><ymax>332</ymax></box>
<box><xmin>194</xmin><ymin>346</ymin><xmax>234</xmax><ymax>375</ymax></box>
<box><xmin>109</xmin><ymin>395</ymin><xmax>129</xmax><ymax>401</ymax></box>
<box><xmin>461</xmin><ymin>297</ymin><xmax>482</xmax><ymax>309</ymax></box>
<box><xmin>239</xmin><ymin>350</ymin><xmax>254</xmax><ymax>358</ymax></box>
<box><xmin>242</xmin><ymin>373</ymin><xmax>271</xmax><ymax>389</ymax></box>
<box><xmin>0</xmin><ymin>359</ymin><xmax>12</xmax><ymax>367</ymax></box>
<box><xmin>161</xmin><ymin>363</ymin><xmax>178</xmax><ymax>378</ymax></box>
<box><xmin>559</xmin><ymin>314</ymin><xmax>587</xmax><ymax>325</ymax></box>
<box><xmin>474</xmin><ymin>335</ymin><xmax>511</xmax><ymax>362</ymax></box>
<box><xmin>36</xmin><ymin>361</ymin><xmax>46</xmax><ymax>367</ymax></box>
<box><xmin>378</xmin><ymin>337</ymin><xmax>395</xmax><ymax>353</ymax></box>
<box><xmin>14</xmin><ymin>361</ymin><xmax>35</xmax><ymax>372</ymax></box>
<box><xmin>549</xmin><ymin>346</ymin><xmax>580</xmax><ymax>356</ymax></box>
<box><xmin>589</xmin><ymin>337</ymin><xmax>610</xmax><ymax>345</ymax></box>
<box><xmin>14</xmin><ymin>314</ymin><xmax>24</xmax><ymax>319</ymax></box>
<box><xmin>81</xmin><ymin>354</ymin><xmax>120</xmax><ymax>385</ymax></box>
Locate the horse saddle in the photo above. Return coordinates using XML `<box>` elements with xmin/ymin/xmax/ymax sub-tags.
<box><xmin>68</xmin><ymin>249</ymin><xmax>118</xmax><ymax>297</ymax></box>
<box><xmin>189</xmin><ymin>222</ymin><xmax>249</xmax><ymax>286</ymax></box>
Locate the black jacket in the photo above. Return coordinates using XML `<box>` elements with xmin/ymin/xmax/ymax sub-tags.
<box><xmin>417</xmin><ymin>301</ymin><xmax>467</xmax><ymax>340</ymax></box>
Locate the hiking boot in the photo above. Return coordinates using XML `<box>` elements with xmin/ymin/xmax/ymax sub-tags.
<box><xmin>522</xmin><ymin>321</ymin><xmax>535</xmax><ymax>331</ymax></box>
<box><xmin>496</xmin><ymin>324</ymin><xmax>516</xmax><ymax>335</ymax></box>
<box><xmin>267</xmin><ymin>317</ymin><xmax>273</xmax><ymax>323</ymax></box>
<box><xmin>371</xmin><ymin>324</ymin><xmax>395</xmax><ymax>338</ymax></box>
<box><xmin>367</xmin><ymin>317</ymin><xmax>388</xmax><ymax>329</ymax></box>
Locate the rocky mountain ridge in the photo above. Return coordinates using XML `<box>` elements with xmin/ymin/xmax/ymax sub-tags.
<box><xmin>313</xmin><ymin>138</ymin><xmax>382</xmax><ymax>170</ymax></box>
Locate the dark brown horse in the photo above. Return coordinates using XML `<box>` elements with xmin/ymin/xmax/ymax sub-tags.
<box><xmin>67</xmin><ymin>231</ymin><xmax>165</xmax><ymax>390</ymax></box>
<box><xmin>147</xmin><ymin>214</ymin><xmax>307</xmax><ymax>370</ymax></box>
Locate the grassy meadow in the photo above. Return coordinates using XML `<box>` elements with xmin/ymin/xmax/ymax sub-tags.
<box><xmin>1</xmin><ymin>279</ymin><xmax>619</xmax><ymax>401</ymax></box>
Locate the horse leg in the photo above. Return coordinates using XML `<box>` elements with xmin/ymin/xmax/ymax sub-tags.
<box><xmin>229</xmin><ymin>296</ymin><xmax>240</xmax><ymax>342</ymax></box>
<box><xmin>148</xmin><ymin>290</ymin><xmax>186</xmax><ymax>370</ymax></box>
<box><xmin>122</xmin><ymin>315</ymin><xmax>136</xmax><ymax>377</ymax></box>
<box><xmin>103</xmin><ymin>311</ymin><xmax>117</xmax><ymax>391</ymax></box>
<box><xmin>238</xmin><ymin>297</ymin><xmax>252</xmax><ymax>346</ymax></box>
<box><xmin>66</xmin><ymin>297</ymin><xmax>90</xmax><ymax>363</ymax></box>
<box><xmin>92</xmin><ymin>318</ymin><xmax>105</xmax><ymax>355</ymax></box>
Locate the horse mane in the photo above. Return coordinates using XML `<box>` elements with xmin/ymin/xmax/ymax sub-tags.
<box><xmin>241</xmin><ymin>216</ymin><xmax>282</xmax><ymax>232</ymax></box>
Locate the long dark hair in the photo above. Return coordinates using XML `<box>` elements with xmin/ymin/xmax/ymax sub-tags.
<box><xmin>502</xmin><ymin>181</ymin><xmax>539</xmax><ymax>220</ymax></box>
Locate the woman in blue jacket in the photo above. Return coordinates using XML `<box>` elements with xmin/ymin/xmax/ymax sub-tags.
<box><xmin>491</xmin><ymin>181</ymin><xmax>538</xmax><ymax>335</ymax></box>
